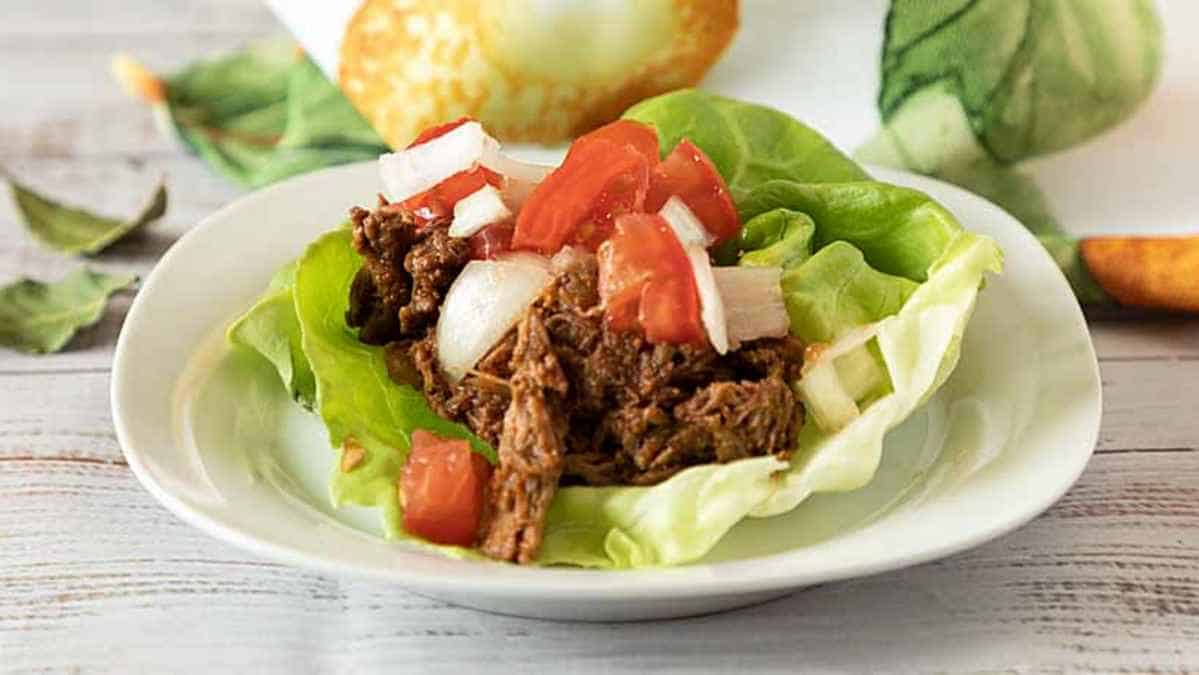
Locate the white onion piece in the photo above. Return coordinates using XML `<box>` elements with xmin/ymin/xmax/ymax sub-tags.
<box><xmin>496</xmin><ymin>250</ymin><xmax>553</xmax><ymax>272</ymax></box>
<box><xmin>711</xmin><ymin>267</ymin><xmax>790</xmax><ymax>348</ymax></box>
<box><xmin>480</xmin><ymin>147</ymin><xmax>554</xmax><ymax>184</ymax></box>
<box><xmin>436</xmin><ymin>256</ymin><xmax>551</xmax><ymax>382</ymax></box>
<box><xmin>660</xmin><ymin>202</ymin><xmax>728</xmax><ymax>353</ymax></box>
<box><xmin>549</xmin><ymin>245</ymin><xmax>588</xmax><ymax>273</ymax></box>
<box><xmin>796</xmin><ymin>359</ymin><xmax>860</xmax><ymax>433</ymax></box>
<box><xmin>502</xmin><ymin>177</ymin><xmax>545</xmax><ymax>212</ymax></box>
<box><xmin>795</xmin><ymin>323</ymin><xmax>884</xmax><ymax>432</ymax></box>
<box><xmin>482</xmin><ymin>145</ymin><xmax>554</xmax><ymax>211</ymax></box>
<box><xmin>803</xmin><ymin>323</ymin><xmax>881</xmax><ymax>371</ymax></box>
<box><xmin>379</xmin><ymin>121</ymin><xmax>494</xmax><ymax>201</ymax></box>
<box><xmin>687</xmin><ymin>248</ymin><xmax>729</xmax><ymax>354</ymax></box>
<box><xmin>448</xmin><ymin>185</ymin><xmax>512</xmax><ymax>238</ymax></box>
<box><xmin>659</xmin><ymin>196</ymin><xmax>715</xmax><ymax>248</ymax></box>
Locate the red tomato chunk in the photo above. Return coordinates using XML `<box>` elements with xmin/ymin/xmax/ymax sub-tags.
<box><xmin>598</xmin><ymin>213</ymin><xmax>705</xmax><ymax>345</ymax></box>
<box><xmin>645</xmin><ymin>139</ymin><xmax>741</xmax><ymax>244</ymax></box>
<box><xmin>400</xmin><ymin>117</ymin><xmax>503</xmax><ymax>226</ymax></box>
<box><xmin>511</xmin><ymin>120</ymin><xmax>661</xmax><ymax>254</ymax></box>
<box><xmin>401</xmin><ymin>429</ymin><xmax>493</xmax><ymax>546</ymax></box>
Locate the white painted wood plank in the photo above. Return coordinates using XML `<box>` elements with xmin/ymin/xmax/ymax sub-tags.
<box><xmin>0</xmin><ymin>0</ymin><xmax>276</xmax><ymax>36</ymax></box>
<box><xmin>1090</xmin><ymin>319</ymin><xmax>1199</xmax><ymax>361</ymax></box>
<box><xmin>0</xmin><ymin>451</ymin><xmax>1195</xmax><ymax>673</ymax></box>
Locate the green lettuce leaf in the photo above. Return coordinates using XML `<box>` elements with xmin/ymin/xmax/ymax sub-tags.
<box><xmin>623</xmin><ymin>89</ymin><xmax>868</xmax><ymax>198</ymax></box>
<box><xmin>0</xmin><ymin>268</ymin><xmax>135</xmax><ymax>354</ymax></box>
<box><xmin>159</xmin><ymin>40</ymin><xmax>389</xmax><ymax>188</ymax></box>
<box><xmin>735</xmin><ymin>208</ymin><xmax>816</xmax><ymax>270</ymax></box>
<box><xmin>290</xmin><ymin>230</ymin><xmax>493</xmax><ymax>548</ymax></box>
<box><xmin>226</xmin><ymin>262</ymin><xmax>315</xmax><ymax>409</ymax></box>
<box><xmin>755</xmin><ymin>232</ymin><xmax>1002</xmax><ymax>516</ymax></box>
<box><xmin>9</xmin><ymin>175</ymin><xmax>167</xmax><ymax>255</ymax></box>
<box><xmin>781</xmin><ymin>242</ymin><xmax>918</xmax><ymax>344</ymax></box>
<box><xmin>738</xmin><ymin>180</ymin><xmax>962</xmax><ymax>282</ymax></box>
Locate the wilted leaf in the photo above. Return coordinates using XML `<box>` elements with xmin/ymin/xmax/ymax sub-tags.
<box><xmin>8</xmin><ymin>176</ymin><xmax>167</xmax><ymax>255</ymax></box>
<box><xmin>0</xmin><ymin>268</ymin><xmax>136</xmax><ymax>354</ymax></box>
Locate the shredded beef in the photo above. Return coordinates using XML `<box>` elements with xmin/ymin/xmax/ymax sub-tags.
<box><xmin>477</xmin><ymin>311</ymin><xmax>569</xmax><ymax>563</ymax></box>
<box><xmin>347</xmin><ymin>197</ymin><xmax>469</xmax><ymax>344</ymax></box>
<box><xmin>346</xmin><ymin>200</ymin><xmax>805</xmax><ymax>564</ymax></box>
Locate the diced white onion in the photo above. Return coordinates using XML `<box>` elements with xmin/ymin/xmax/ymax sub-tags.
<box><xmin>795</xmin><ymin>323</ymin><xmax>884</xmax><ymax>433</ymax></box>
<box><xmin>499</xmin><ymin>176</ymin><xmax>542</xmax><ymax>211</ymax></box>
<box><xmin>549</xmin><ymin>245</ymin><xmax>587</xmax><ymax>274</ymax></box>
<box><xmin>436</xmin><ymin>255</ymin><xmax>551</xmax><ymax>382</ymax></box>
<box><xmin>807</xmin><ymin>323</ymin><xmax>880</xmax><ymax>366</ymax></box>
<box><xmin>687</xmin><ymin>248</ymin><xmax>729</xmax><ymax>354</ymax></box>
<box><xmin>496</xmin><ymin>251</ymin><xmax>553</xmax><ymax>272</ymax></box>
<box><xmin>448</xmin><ymin>185</ymin><xmax>512</xmax><ymax>238</ymax></box>
<box><xmin>711</xmin><ymin>267</ymin><xmax>789</xmax><ymax>348</ymax></box>
<box><xmin>660</xmin><ymin>201</ymin><xmax>728</xmax><ymax>353</ymax></box>
<box><xmin>379</xmin><ymin>121</ymin><xmax>494</xmax><ymax>202</ymax></box>
<box><xmin>796</xmin><ymin>359</ymin><xmax>860</xmax><ymax>433</ymax></box>
<box><xmin>480</xmin><ymin>147</ymin><xmax>554</xmax><ymax>185</ymax></box>
<box><xmin>659</xmin><ymin>196</ymin><xmax>715</xmax><ymax>248</ymax></box>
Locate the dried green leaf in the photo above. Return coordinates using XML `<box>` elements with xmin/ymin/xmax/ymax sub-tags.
<box><xmin>9</xmin><ymin>177</ymin><xmax>167</xmax><ymax>255</ymax></box>
<box><xmin>0</xmin><ymin>268</ymin><xmax>136</xmax><ymax>354</ymax></box>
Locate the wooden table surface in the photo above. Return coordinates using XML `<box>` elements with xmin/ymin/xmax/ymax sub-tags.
<box><xmin>1</xmin><ymin>1</ymin><xmax>1197</xmax><ymax>672</ymax></box>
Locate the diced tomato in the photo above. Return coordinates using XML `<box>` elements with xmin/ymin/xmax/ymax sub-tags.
<box><xmin>402</xmin><ymin>166</ymin><xmax>503</xmax><ymax>226</ymax></box>
<box><xmin>567</xmin><ymin>119</ymin><xmax>660</xmax><ymax>164</ymax></box>
<box><xmin>398</xmin><ymin>117</ymin><xmax>502</xmax><ymax>225</ymax></box>
<box><xmin>468</xmin><ymin>221</ymin><xmax>514</xmax><ymax>260</ymax></box>
<box><xmin>597</xmin><ymin>213</ymin><xmax>705</xmax><ymax>344</ymax></box>
<box><xmin>512</xmin><ymin>139</ymin><xmax>649</xmax><ymax>253</ymax></box>
<box><xmin>645</xmin><ymin>139</ymin><xmax>741</xmax><ymax>244</ymax></box>
<box><xmin>407</xmin><ymin>116</ymin><xmax>474</xmax><ymax>148</ymax></box>
<box><xmin>639</xmin><ymin>275</ymin><xmax>703</xmax><ymax>344</ymax></box>
<box><xmin>400</xmin><ymin>429</ymin><xmax>493</xmax><ymax>547</ymax></box>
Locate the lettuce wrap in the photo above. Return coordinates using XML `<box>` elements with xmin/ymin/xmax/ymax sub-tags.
<box><xmin>229</xmin><ymin>90</ymin><xmax>1002</xmax><ymax>568</ymax></box>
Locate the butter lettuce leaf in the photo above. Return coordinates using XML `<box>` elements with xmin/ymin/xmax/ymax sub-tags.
<box><xmin>754</xmin><ymin>232</ymin><xmax>1002</xmax><ymax>516</ymax></box>
<box><xmin>735</xmin><ymin>208</ymin><xmax>816</xmax><ymax>270</ymax></box>
<box><xmin>781</xmin><ymin>241</ymin><xmax>918</xmax><ymax>344</ymax></box>
<box><xmin>291</xmin><ymin>230</ymin><xmax>492</xmax><ymax>550</ymax></box>
<box><xmin>623</xmin><ymin>89</ymin><xmax>868</xmax><ymax>198</ymax></box>
<box><xmin>738</xmin><ymin>180</ymin><xmax>961</xmax><ymax>282</ymax></box>
<box><xmin>227</xmin><ymin>262</ymin><xmax>315</xmax><ymax>409</ymax></box>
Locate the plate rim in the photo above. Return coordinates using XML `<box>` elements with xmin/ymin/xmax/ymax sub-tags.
<box><xmin>111</xmin><ymin>160</ymin><xmax>1101</xmax><ymax>599</ymax></box>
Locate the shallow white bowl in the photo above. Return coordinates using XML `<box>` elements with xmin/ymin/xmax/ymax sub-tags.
<box><xmin>112</xmin><ymin>162</ymin><xmax>1100</xmax><ymax>621</ymax></box>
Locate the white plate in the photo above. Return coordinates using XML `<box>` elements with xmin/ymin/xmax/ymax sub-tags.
<box><xmin>112</xmin><ymin>162</ymin><xmax>1100</xmax><ymax>621</ymax></box>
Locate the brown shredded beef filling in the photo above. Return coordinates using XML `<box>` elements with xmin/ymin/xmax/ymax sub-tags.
<box><xmin>347</xmin><ymin>200</ymin><xmax>804</xmax><ymax>563</ymax></box>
